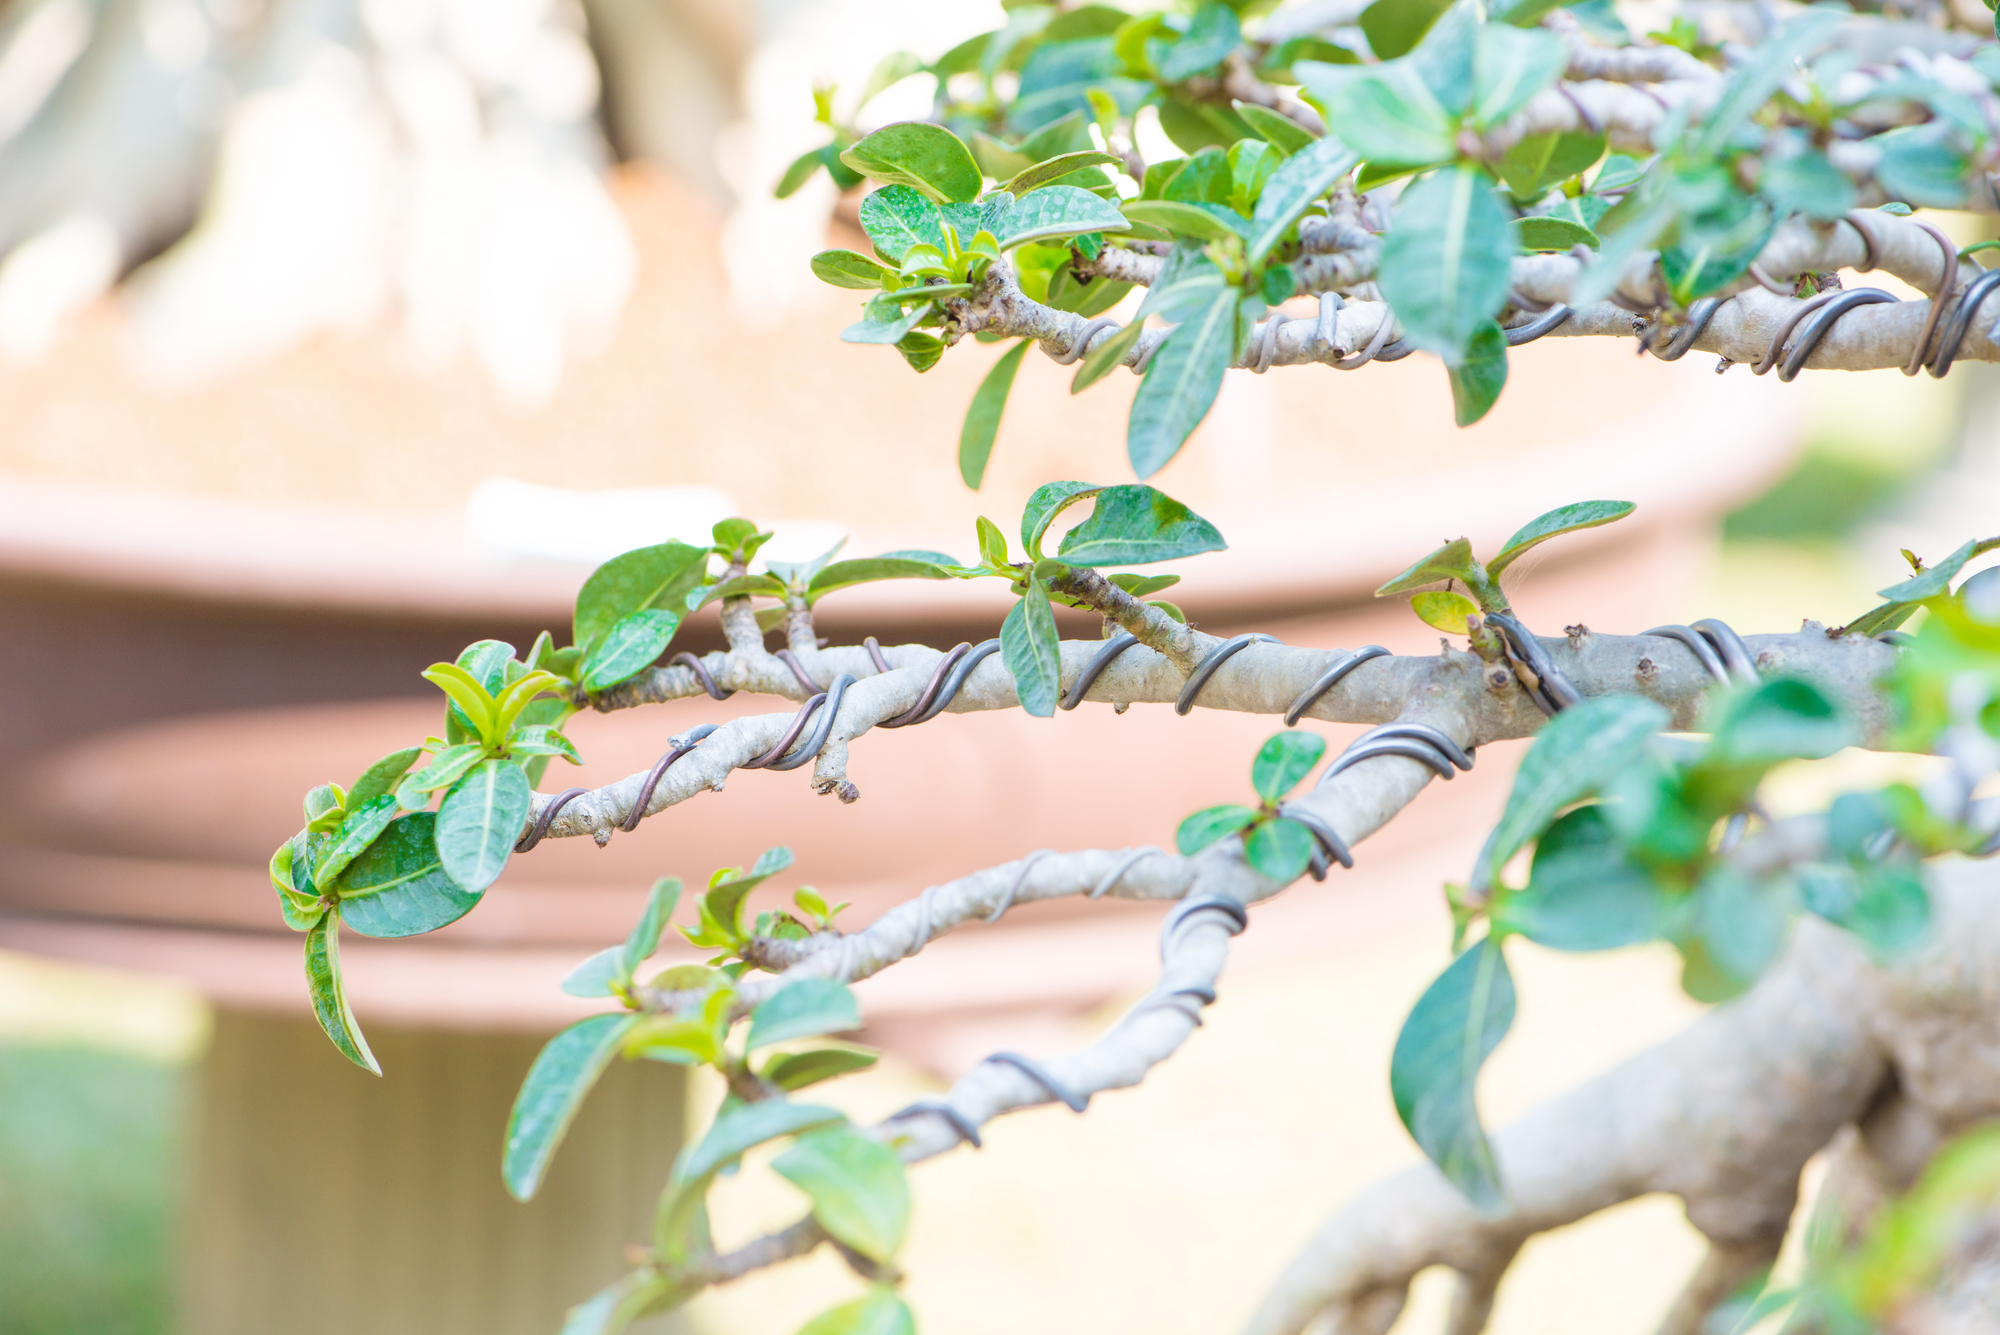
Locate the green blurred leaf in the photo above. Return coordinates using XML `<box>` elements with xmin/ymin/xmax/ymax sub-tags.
<box><xmin>1071</xmin><ymin>318</ymin><xmax>1146</xmax><ymax>393</ymax></box>
<box><xmin>1875</xmin><ymin>125</ymin><xmax>1970</xmax><ymax>209</ymax></box>
<box><xmin>1252</xmin><ymin>731</ymin><xmax>1326</xmax><ymax>801</ymax></box>
<box><xmin>1056</xmin><ymin>484</ymin><xmax>1227</xmax><ymax>565</ymax></box>
<box><xmin>1390</xmin><ymin>937</ymin><xmax>1514</xmax><ymax>1211</ymax></box>
<box><xmin>336</xmin><ymin>812</ymin><xmax>482</xmax><ymax>938</ymax></box>
<box><xmin>1759</xmin><ymin>146</ymin><xmax>1856</xmax><ymax>221</ymax></box>
<box><xmin>437</xmin><ymin>760</ymin><xmax>531</xmax><ymax>893</ymax></box>
<box><xmin>701</xmin><ymin>846</ymin><xmax>796</xmax><ymax>942</ymax></box>
<box><xmin>1120</xmin><ymin>199</ymin><xmax>1245</xmax><ymax>242</ymax></box>
<box><xmin>1236</xmin><ymin>102</ymin><xmax>1318</xmax><ymax>153</ymax></box>
<box><xmin>795</xmin><ymin>1287</ymin><xmax>915</xmax><ymax>1335</ymax></box>
<box><xmin>573</xmin><ymin>542</ymin><xmax>709</xmax><ymax>658</ymax></box>
<box><xmin>1360</xmin><ymin>0</ymin><xmax>1451</xmax><ymax>59</ymax></box>
<box><xmin>1695</xmin><ymin>10</ymin><xmax>1842</xmax><ymax>156</ymax></box>
<box><xmin>777</xmin><ymin>148</ymin><xmax>827</xmax><ymax>200</ymax></box>
<box><xmin>1709</xmin><ymin>679</ymin><xmax>1854</xmax><ymax>766</ymax></box>
<box><xmin>1689</xmin><ymin>866</ymin><xmax>1792</xmax><ymax>994</ymax></box>
<box><xmin>764</xmin><ymin>1047</ymin><xmax>881</xmax><ymax>1091</ymax></box>
<box><xmin>502</xmin><ymin>1013</ymin><xmax>639</xmax><ymax>1200</ymax></box>
<box><xmin>959</xmin><ymin>339</ymin><xmax>1032</xmax><ymax>490</ymax></box>
<box><xmin>621</xmin><ymin>877</ymin><xmax>681</xmax><ymax>979</ymax></box>
<box><xmin>1127</xmin><ymin>288</ymin><xmax>1241</xmax><ymax>477</ymax></box>
<box><xmin>840</xmin><ymin>123</ymin><xmax>982</xmax><ymax>204</ymax></box>
<box><xmin>1473</xmin><ymin>694</ymin><xmax>1670</xmax><ymax>890</ymax></box>
<box><xmin>1488</xmin><ymin>500</ymin><xmax>1636</xmax><ymax>578</ymax></box>
<box><xmin>1878</xmin><ymin>536</ymin><xmax>2000</xmax><ymax>601</ymax></box>
<box><xmin>772</xmin><ymin>1125</ymin><xmax>911</xmax><ymax>1261</ymax></box>
<box><xmin>581</xmin><ymin>608</ymin><xmax>680</xmax><ymax>694</ymax></box>
<box><xmin>1448</xmin><ymin>320</ymin><xmax>1509</xmax><ymax>426</ymax></box>
<box><xmin>1160</xmin><ymin>2</ymin><xmax>1241</xmax><ymax>80</ymax></box>
<box><xmin>1801</xmin><ymin>861</ymin><xmax>1932</xmax><ymax>961</ymax></box>
<box><xmin>999</xmin><ymin>151</ymin><xmax>1122</xmax><ymax>196</ymax></box>
<box><xmin>1499</xmin><ymin>131</ymin><xmax>1606</xmax><ymax>199</ymax></box>
<box><xmin>842</xmin><ymin>299</ymin><xmax>934</xmax><ymax>345</ymax></box>
<box><xmin>676</xmin><ymin>1099</ymin><xmax>845</xmax><ymax>1186</ymax></box>
<box><xmin>1244</xmin><ymin>817</ymin><xmax>1317</xmax><ymax>880</ymax></box>
<box><xmin>811</xmin><ymin>249</ymin><xmax>896</xmax><ymax>289</ymax></box>
<box><xmin>1156</xmin><ymin>97</ymin><xmax>1255</xmax><ymax>153</ymax></box>
<box><xmin>1001</xmin><ymin>574</ymin><xmax>1062</xmax><ymax>717</ymax></box>
<box><xmin>1505</xmin><ymin>805</ymin><xmax>1665</xmax><ymax>950</ymax></box>
<box><xmin>807</xmin><ymin>557</ymin><xmax>953</xmax><ymax>602</ymax></box>
<box><xmin>561</xmin><ymin>946</ymin><xmax>626</xmax><ymax>999</ymax></box>
<box><xmin>1177</xmin><ymin>803</ymin><xmax>1257</xmax><ymax>853</ymax></box>
<box><xmin>558</xmin><ymin>1272</ymin><xmax>680</xmax><ymax>1335</ymax></box>
<box><xmin>1379</xmin><ymin>167</ymin><xmax>1515</xmax><ymax>366</ymax></box>
<box><xmin>1470</xmin><ymin>24</ymin><xmax>1565</xmax><ymax>128</ymax></box>
<box><xmin>1310</xmin><ymin>66</ymin><xmax>1452</xmax><ymax>166</ymax></box>
<box><xmin>748</xmin><ymin>979</ymin><xmax>863</xmax><ymax>1049</ymax></box>
<box><xmin>305</xmin><ymin>914</ymin><xmax>379</xmax><ymax>1074</ymax></box>
<box><xmin>1517</xmin><ymin>216</ymin><xmax>1598</xmax><ymax>251</ymax></box>
<box><xmin>1246</xmin><ymin>137</ymin><xmax>1358</xmax><ymax>265</ymax></box>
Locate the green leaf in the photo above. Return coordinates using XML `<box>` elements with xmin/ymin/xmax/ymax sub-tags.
<box><xmin>620</xmin><ymin>877</ymin><xmax>681</xmax><ymax>979</ymax></box>
<box><xmin>1708</xmin><ymin>678</ymin><xmax>1854</xmax><ymax>766</ymax></box>
<box><xmin>1695</xmin><ymin>9</ymin><xmax>1842</xmax><ymax>156</ymax></box>
<box><xmin>1127</xmin><ymin>287</ymin><xmax>1241</xmax><ymax>477</ymax></box>
<box><xmin>796</xmin><ymin>1287</ymin><xmax>915</xmax><ymax>1335</ymax></box>
<box><xmin>840</xmin><ymin>122</ymin><xmax>982</xmax><ymax>204</ymax></box>
<box><xmin>1390</xmin><ymin>937</ymin><xmax>1514</xmax><ymax>1211</ymax></box>
<box><xmin>1071</xmin><ymin>318</ymin><xmax>1146</xmax><ymax>394</ymax></box>
<box><xmin>305</xmin><ymin>914</ymin><xmax>379</xmax><ymax>1074</ymax></box>
<box><xmin>1109</xmin><ymin>572</ymin><xmax>1180</xmax><ymax>598</ymax></box>
<box><xmin>1376</xmin><ymin>537</ymin><xmax>1480</xmax><ymax>596</ymax></box>
<box><xmin>347</xmin><ymin>747</ymin><xmax>422</xmax><ymax>812</ymax></box>
<box><xmin>1245</xmin><ymin>137</ymin><xmax>1358</xmax><ymax>265</ymax></box>
<box><xmin>976</xmin><ymin>516</ymin><xmax>1010</xmax><ymax>568</ymax></box>
<box><xmin>437</xmin><ymin>760</ymin><xmax>531</xmax><ymax>893</ymax></box>
<box><xmin>502</xmin><ymin>1013</ymin><xmax>640</xmax><ymax>1200</ymax></box>
<box><xmin>1517</xmin><ymin>216</ymin><xmax>1598</xmax><ymax>251</ymax></box>
<box><xmin>676</xmin><ymin>1099</ymin><xmax>845</xmax><ymax>1185</ymax></box>
<box><xmin>336</xmin><ymin>812</ymin><xmax>482</xmax><ymax>938</ymax></box>
<box><xmin>1378</xmin><ymin>166</ymin><xmax>1515</xmax><ymax>366</ymax></box>
<box><xmin>777</xmin><ymin>148</ymin><xmax>826</xmax><ymax>200</ymax></box>
<box><xmin>424</xmin><ymin>663</ymin><xmax>500</xmax><ymax>743</ymax></box>
<box><xmin>1156</xmin><ymin>97</ymin><xmax>1256</xmax><ymax>154</ymax></box>
<box><xmin>1012</xmin><ymin>40</ymin><xmax>1148</xmax><ymax>136</ymax></box>
<box><xmin>1802</xmin><ymin>862</ymin><xmax>1931</xmax><ymax>961</ymax></box>
<box><xmin>999</xmin><ymin>151</ymin><xmax>1122</xmax><ymax>196</ymax></box>
<box><xmin>313</xmin><ymin>794</ymin><xmax>401</xmax><ymax>890</ymax></box>
<box><xmin>857</xmin><ymin>185</ymin><xmax>944</xmax><ymax>263</ymax></box>
<box><xmin>1119</xmin><ymin>199</ymin><xmax>1245</xmax><ymax>242</ymax></box>
<box><xmin>558</xmin><ymin>1272</ymin><xmax>678</xmax><ymax>1335</ymax></box>
<box><xmin>1411</xmin><ymin>589</ymin><xmax>1482</xmax><ymax>634</ymax></box>
<box><xmin>580</xmin><ymin>608</ymin><xmax>680</xmax><ymax>694</ymax></box>
<box><xmin>304</xmin><ymin>781</ymin><xmax>344</xmax><ymax>825</ymax></box>
<box><xmin>1177</xmin><ymin>803</ymin><xmax>1257</xmax><ymax>853</ymax></box>
<box><xmin>1236</xmin><ymin>101</ymin><xmax>1318</xmax><ymax>153</ymax></box>
<box><xmin>1021</xmin><ymin>481</ymin><xmax>1106</xmax><ymax>558</ymax></box>
<box><xmin>807</xmin><ymin>557</ymin><xmax>952</xmax><ymax>602</ymax></box>
<box><xmin>1448</xmin><ymin>320</ymin><xmax>1509</xmax><ymax>426</ymax></box>
<box><xmin>1472</xmin><ymin>693</ymin><xmax>1670</xmax><ymax>890</ymax></box>
<box><xmin>1505</xmin><ymin>805</ymin><xmax>1665</xmax><ymax>950</ymax></box>
<box><xmin>396</xmin><ymin>743</ymin><xmax>485</xmax><ymax>806</ymax></box>
<box><xmin>1488</xmin><ymin>500</ymin><xmax>1637</xmax><ymax>578</ymax></box>
<box><xmin>773</xmin><ymin>1126</ymin><xmax>911</xmax><ymax>1262</ymax></box>
<box><xmin>811</xmin><ymin>249</ymin><xmax>896</xmax><ymax>289</ymax></box>
<box><xmin>1308</xmin><ymin>62</ymin><xmax>1453</xmax><ymax>166</ymax></box>
<box><xmin>1001</xmin><ymin>574</ymin><xmax>1062</xmax><ymax>717</ymax></box>
<box><xmin>1499</xmin><ymin>131</ymin><xmax>1606</xmax><ymax>199</ymax></box>
<box><xmin>1055</xmin><ymin>484</ymin><xmax>1227</xmax><ymax>565</ymax></box>
<box><xmin>573</xmin><ymin>541</ymin><xmax>710</xmax><ymax>658</ymax></box>
<box><xmin>1878</xmin><ymin>536</ymin><xmax>2000</xmax><ymax>601</ymax></box>
<box><xmin>1252</xmin><ymin>731</ymin><xmax>1327</xmax><ymax>801</ymax></box>
<box><xmin>1470</xmin><ymin>24</ymin><xmax>1566</xmax><ymax>129</ymax></box>
<box><xmin>959</xmin><ymin>339</ymin><xmax>1032</xmax><ymax>489</ymax></box>
<box><xmin>269</xmin><ymin>834</ymin><xmax>325</xmax><ymax>932</ymax></box>
<box><xmin>508</xmin><ymin>724</ymin><xmax>581</xmax><ymax>763</ymax></box>
<box><xmin>748</xmin><ymin>979</ymin><xmax>863</xmax><ymax>1049</ymax></box>
<box><xmin>701</xmin><ymin>846</ymin><xmax>796</xmax><ymax>941</ymax></box>
<box><xmin>1759</xmin><ymin>146</ymin><xmax>1856</xmax><ymax>222</ymax></box>
<box><xmin>1045</xmin><ymin>269</ymin><xmax>1132</xmax><ymax>317</ymax></box>
<box><xmin>842</xmin><ymin>299</ymin><xmax>934</xmax><ymax>345</ymax></box>
<box><xmin>1359</xmin><ymin>0</ymin><xmax>1451</xmax><ymax>60</ymax></box>
<box><xmin>1244</xmin><ymin>817</ymin><xmax>1317</xmax><ymax>881</ymax></box>
<box><xmin>1875</xmin><ymin>125</ymin><xmax>1969</xmax><ymax>209</ymax></box>
<box><xmin>993</xmin><ymin>185</ymin><xmax>1132</xmax><ymax>248</ymax></box>
<box><xmin>561</xmin><ymin>947</ymin><xmax>625</xmax><ymax>999</ymax></box>
<box><xmin>1159</xmin><ymin>3</ymin><xmax>1241</xmax><ymax>80</ymax></box>
<box><xmin>1688</xmin><ymin>867</ymin><xmax>1791</xmax><ymax>994</ymax></box>
<box><xmin>765</xmin><ymin>1047</ymin><xmax>881</xmax><ymax>1091</ymax></box>
<box><xmin>1135</xmin><ymin>243</ymin><xmax>1228</xmax><ymax>323</ymax></box>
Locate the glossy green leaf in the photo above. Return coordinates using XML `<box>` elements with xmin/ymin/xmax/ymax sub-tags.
<box><xmin>1878</xmin><ymin>536</ymin><xmax>2000</xmax><ymax>601</ymax></box>
<box><xmin>1709</xmin><ymin>678</ymin><xmax>1854</xmax><ymax>766</ymax></box>
<box><xmin>1473</xmin><ymin>694</ymin><xmax>1669</xmax><ymax>890</ymax></box>
<box><xmin>1517</xmin><ymin>216</ymin><xmax>1598</xmax><ymax>251</ymax></box>
<box><xmin>347</xmin><ymin>747</ymin><xmax>422</xmax><ymax>812</ymax></box>
<box><xmin>1379</xmin><ymin>167</ymin><xmax>1514</xmax><ymax>366</ymax></box>
<box><xmin>999</xmin><ymin>152</ymin><xmax>1121</xmax><ymax>196</ymax></box>
<box><xmin>573</xmin><ymin>541</ymin><xmax>710</xmax><ymax>658</ymax></box>
<box><xmin>437</xmin><ymin>760</ymin><xmax>531</xmax><ymax>893</ymax></box>
<box><xmin>1390</xmin><ymin>937</ymin><xmax>1514</xmax><ymax>1211</ymax></box>
<box><xmin>336</xmin><ymin>812</ymin><xmax>481</xmax><ymax>938</ymax></box>
<box><xmin>305</xmin><ymin>914</ymin><xmax>379</xmax><ymax>1074</ymax></box>
<box><xmin>1244</xmin><ymin>817</ymin><xmax>1317</xmax><ymax>881</ymax></box>
<box><xmin>313</xmin><ymin>794</ymin><xmax>401</xmax><ymax>890</ymax></box>
<box><xmin>772</xmin><ymin>1125</ymin><xmax>911</xmax><ymax>1261</ymax></box>
<box><xmin>994</xmin><ymin>185</ymin><xmax>1131</xmax><ymax>248</ymax></box>
<box><xmin>1127</xmin><ymin>287</ymin><xmax>1240</xmax><ymax>478</ymax></box>
<box><xmin>1108</xmin><ymin>571</ymin><xmax>1180</xmax><ymax>598</ymax></box>
<box><xmin>502</xmin><ymin>1013</ymin><xmax>640</xmax><ymax>1199</ymax></box>
<box><xmin>1245</xmin><ymin>137</ymin><xmax>1358</xmax><ymax>265</ymax></box>
<box><xmin>1252</xmin><ymin>731</ymin><xmax>1327</xmax><ymax>801</ymax></box>
<box><xmin>1448</xmin><ymin>320</ymin><xmax>1509</xmax><ymax>426</ymax></box>
<box><xmin>1488</xmin><ymin>500</ymin><xmax>1637</xmax><ymax>578</ymax></box>
<box><xmin>1376</xmin><ymin>537</ymin><xmax>1480</xmax><ymax>596</ymax></box>
<box><xmin>1056</xmin><ymin>484</ymin><xmax>1227</xmax><ymax>565</ymax></box>
<box><xmin>1177</xmin><ymin>803</ymin><xmax>1257</xmax><ymax>853</ymax></box>
<box><xmin>748</xmin><ymin>979</ymin><xmax>863</xmax><ymax>1049</ymax></box>
<box><xmin>1001</xmin><ymin>575</ymin><xmax>1062</xmax><ymax>717</ymax></box>
<box><xmin>765</xmin><ymin>1047</ymin><xmax>880</xmax><ymax>1091</ymax></box>
<box><xmin>795</xmin><ymin>1287</ymin><xmax>915</xmax><ymax>1335</ymax></box>
<box><xmin>1470</xmin><ymin>24</ymin><xmax>1565</xmax><ymax>128</ymax></box>
<box><xmin>1236</xmin><ymin>102</ymin><xmax>1318</xmax><ymax>153</ymax></box>
<box><xmin>1411</xmin><ymin>589</ymin><xmax>1481</xmax><ymax>634</ymax></box>
<box><xmin>857</xmin><ymin>185</ymin><xmax>944</xmax><ymax>263</ymax></box>
<box><xmin>811</xmin><ymin>249</ymin><xmax>896</xmax><ymax>289</ymax></box>
<box><xmin>1021</xmin><ymin>481</ymin><xmax>1105</xmax><ymax>558</ymax></box>
<box><xmin>580</xmin><ymin>609</ymin><xmax>680</xmax><ymax>694</ymax></box>
<box><xmin>806</xmin><ymin>557</ymin><xmax>952</xmax><ymax>603</ymax></box>
<box><xmin>1505</xmin><ymin>805</ymin><xmax>1665</xmax><ymax>950</ymax></box>
<box><xmin>840</xmin><ymin>122</ymin><xmax>982</xmax><ymax>204</ymax></box>
<box><xmin>1118</xmin><ymin>199</ymin><xmax>1244</xmax><ymax>242</ymax></box>
<box><xmin>304</xmin><ymin>782</ymin><xmax>344</xmax><ymax>825</ymax></box>
<box><xmin>456</xmin><ymin>639</ymin><xmax>515</xmax><ymax>693</ymax></box>
<box><xmin>508</xmin><ymin>724</ymin><xmax>580</xmax><ymax>763</ymax></box>
<box><xmin>423</xmin><ymin>664</ymin><xmax>499</xmax><ymax>742</ymax></box>
<box><xmin>396</xmin><ymin>743</ymin><xmax>485</xmax><ymax>806</ymax></box>
<box><xmin>269</xmin><ymin>834</ymin><xmax>325</xmax><ymax>931</ymax></box>
<box><xmin>959</xmin><ymin>339</ymin><xmax>1032</xmax><ymax>490</ymax></box>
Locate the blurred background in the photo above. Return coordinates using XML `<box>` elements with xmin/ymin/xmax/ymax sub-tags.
<box><xmin>0</xmin><ymin>1</ymin><xmax>1990</xmax><ymax>1333</ymax></box>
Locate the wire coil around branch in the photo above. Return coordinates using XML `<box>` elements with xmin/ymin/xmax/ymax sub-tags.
<box><xmin>1176</xmin><ymin>634</ymin><xmax>1283</xmax><ymax>715</ymax></box>
<box><xmin>1285</xmin><ymin>644</ymin><xmax>1391</xmax><ymax>726</ymax></box>
<box><xmin>1316</xmin><ymin>721</ymin><xmax>1475</xmax><ymax>789</ymax></box>
<box><xmin>1485</xmin><ymin>613</ymin><xmax>1581</xmax><ymax>714</ymax></box>
<box><xmin>620</xmin><ymin>722</ymin><xmax>722</xmax><ymax>834</ymax></box>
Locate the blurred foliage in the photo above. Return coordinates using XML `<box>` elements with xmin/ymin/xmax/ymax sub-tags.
<box><xmin>0</xmin><ymin>1044</ymin><xmax>188</xmax><ymax>1335</ymax></box>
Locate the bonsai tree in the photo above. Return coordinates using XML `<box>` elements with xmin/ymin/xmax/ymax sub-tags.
<box><xmin>272</xmin><ymin>2</ymin><xmax>2000</xmax><ymax>1332</ymax></box>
